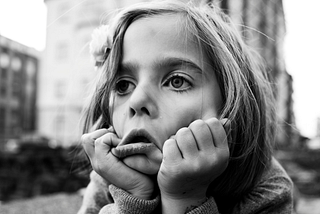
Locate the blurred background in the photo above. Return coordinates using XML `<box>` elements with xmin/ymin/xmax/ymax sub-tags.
<box><xmin>0</xmin><ymin>0</ymin><xmax>319</xmax><ymax>213</ymax></box>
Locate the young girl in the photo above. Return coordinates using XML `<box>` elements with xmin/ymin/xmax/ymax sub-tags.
<box><xmin>78</xmin><ymin>1</ymin><xmax>293</xmax><ymax>213</ymax></box>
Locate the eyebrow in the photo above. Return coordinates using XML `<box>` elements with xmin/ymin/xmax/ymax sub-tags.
<box><xmin>118</xmin><ymin>61</ymin><xmax>138</xmax><ymax>74</ymax></box>
<box><xmin>119</xmin><ymin>57</ymin><xmax>203</xmax><ymax>74</ymax></box>
<box><xmin>156</xmin><ymin>57</ymin><xmax>203</xmax><ymax>74</ymax></box>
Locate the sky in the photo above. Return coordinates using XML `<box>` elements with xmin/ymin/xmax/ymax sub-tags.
<box><xmin>0</xmin><ymin>0</ymin><xmax>319</xmax><ymax>138</ymax></box>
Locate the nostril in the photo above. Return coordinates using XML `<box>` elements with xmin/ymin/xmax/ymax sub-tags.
<box><xmin>129</xmin><ymin>106</ymin><xmax>151</xmax><ymax>117</ymax></box>
<box><xmin>141</xmin><ymin>107</ymin><xmax>150</xmax><ymax>116</ymax></box>
<box><xmin>130</xmin><ymin>108</ymin><xmax>136</xmax><ymax>117</ymax></box>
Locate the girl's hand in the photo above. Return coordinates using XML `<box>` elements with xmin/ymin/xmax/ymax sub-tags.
<box><xmin>81</xmin><ymin>128</ymin><xmax>155</xmax><ymax>200</ymax></box>
<box><xmin>158</xmin><ymin>118</ymin><xmax>230</xmax><ymax>212</ymax></box>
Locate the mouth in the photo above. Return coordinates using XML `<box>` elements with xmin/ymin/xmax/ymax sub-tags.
<box><xmin>119</xmin><ymin>129</ymin><xmax>156</xmax><ymax>145</ymax></box>
<box><xmin>112</xmin><ymin>129</ymin><xmax>159</xmax><ymax>158</ymax></box>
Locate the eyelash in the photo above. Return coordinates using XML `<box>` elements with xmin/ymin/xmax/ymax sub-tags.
<box><xmin>114</xmin><ymin>79</ymin><xmax>135</xmax><ymax>96</ymax></box>
<box><xmin>114</xmin><ymin>73</ymin><xmax>193</xmax><ymax>95</ymax></box>
<box><xmin>163</xmin><ymin>73</ymin><xmax>192</xmax><ymax>93</ymax></box>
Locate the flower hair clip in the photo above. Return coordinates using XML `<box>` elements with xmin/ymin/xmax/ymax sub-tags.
<box><xmin>89</xmin><ymin>24</ymin><xmax>113</xmax><ymax>67</ymax></box>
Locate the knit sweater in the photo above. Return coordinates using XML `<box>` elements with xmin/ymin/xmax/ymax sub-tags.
<box><xmin>77</xmin><ymin>157</ymin><xmax>293</xmax><ymax>214</ymax></box>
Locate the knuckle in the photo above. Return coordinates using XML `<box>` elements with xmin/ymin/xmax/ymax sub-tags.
<box><xmin>164</xmin><ymin>138</ymin><xmax>175</xmax><ymax>146</ymax></box>
<box><xmin>94</xmin><ymin>133</ymin><xmax>109</xmax><ymax>146</ymax></box>
<box><xmin>94</xmin><ymin>139</ymin><xmax>99</xmax><ymax>147</ymax></box>
<box><xmin>206</xmin><ymin>117</ymin><xmax>220</xmax><ymax>128</ymax></box>
<box><xmin>189</xmin><ymin>120</ymin><xmax>207</xmax><ymax>132</ymax></box>
<box><xmin>176</xmin><ymin>127</ymin><xmax>190</xmax><ymax>136</ymax></box>
<box><xmin>190</xmin><ymin>160</ymin><xmax>202</xmax><ymax>171</ymax></box>
<box><xmin>94</xmin><ymin>136</ymin><xmax>106</xmax><ymax>148</ymax></box>
<box><xmin>189</xmin><ymin>119</ymin><xmax>205</xmax><ymax>128</ymax></box>
<box><xmin>176</xmin><ymin>128</ymin><xmax>194</xmax><ymax>142</ymax></box>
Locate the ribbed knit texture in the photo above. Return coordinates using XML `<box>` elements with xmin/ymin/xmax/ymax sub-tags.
<box><xmin>78</xmin><ymin>157</ymin><xmax>293</xmax><ymax>214</ymax></box>
<box><xmin>99</xmin><ymin>185</ymin><xmax>159</xmax><ymax>214</ymax></box>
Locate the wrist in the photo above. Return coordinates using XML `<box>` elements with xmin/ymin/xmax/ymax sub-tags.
<box><xmin>125</xmin><ymin>175</ymin><xmax>157</xmax><ymax>200</ymax></box>
<box><xmin>161</xmin><ymin>194</ymin><xmax>207</xmax><ymax>214</ymax></box>
<box><xmin>130</xmin><ymin>189</ymin><xmax>154</xmax><ymax>200</ymax></box>
<box><xmin>109</xmin><ymin>185</ymin><xmax>160</xmax><ymax>212</ymax></box>
<box><xmin>129</xmin><ymin>180</ymin><xmax>157</xmax><ymax>200</ymax></box>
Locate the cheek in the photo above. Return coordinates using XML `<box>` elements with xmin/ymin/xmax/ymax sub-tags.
<box><xmin>170</xmin><ymin>95</ymin><xmax>219</xmax><ymax>124</ymax></box>
<box><xmin>110</xmin><ymin>97</ymin><xmax>127</xmax><ymax>139</ymax></box>
<box><xmin>200</xmin><ymin>96</ymin><xmax>221</xmax><ymax>120</ymax></box>
<box><xmin>112</xmin><ymin>109</ymin><xmax>127</xmax><ymax>139</ymax></box>
<box><xmin>164</xmin><ymin>100</ymin><xmax>203</xmax><ymax>128</ymax></box>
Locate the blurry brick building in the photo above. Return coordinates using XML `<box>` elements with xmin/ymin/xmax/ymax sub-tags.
<box><xmin>40</xmin><ymin>0</ymin><xmax>297</xmax><ymax>147</ymax></box>
<box><xmin>212</xmin><ymin>0</ymin><xmax>298</xmax><ymax>147</ymax></box>
<box><xmin>39</xmin><ymin>0</ymin><xmax>148</xmax><ymax>147</ymax></box>
<box><xmin>0</xmin><ymin>35</ymin><xmax>39</xmax><ymax>148</ymax></box>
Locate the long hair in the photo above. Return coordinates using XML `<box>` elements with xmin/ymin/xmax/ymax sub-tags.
<box><xmin>82</xmin><ymin>1</ymin><xmax>276</xmax><ymax>212</ymax></box>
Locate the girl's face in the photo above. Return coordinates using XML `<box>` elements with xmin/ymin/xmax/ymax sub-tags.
<box><xmin>111</xmin><ymin>14</ymin><xmax>222</xmax><ymax>173</ymax></box>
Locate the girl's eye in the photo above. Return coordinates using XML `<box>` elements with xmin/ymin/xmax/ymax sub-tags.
<box><xmin>164</xmin><ymin>74</ymin><xmax>192</xmax><ymax>92</ymax></box>
<box><xmin>171</xmin><ymin>76</ymin><xmax>184</xmax><ymax>88</ymax></box>
<box><xmin>115</xmin><ymin>80</ymin><xmax>135</xmax><ymax>95</ymax></box>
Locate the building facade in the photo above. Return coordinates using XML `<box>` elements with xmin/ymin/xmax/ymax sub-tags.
<box><xmin>0</xmin><ymin>35</ymin><xmax>39</xmax><ymax>148</ymax></box>
<box><xmin>40</xmin><ymin>0</ymin><xmax>296</xmax><ymax>146</ymax></box>
<box><xmin>215</xmin><ymin>0</ymin><xmax>297</xmax><ymax>146</ymax></box>
<box><xmin>40</xmin><ymin>0</ymin><xmax>149</xmax><ymax>146</ymax></box>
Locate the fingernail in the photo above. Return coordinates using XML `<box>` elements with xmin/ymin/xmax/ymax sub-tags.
<box><xmin>221</xmin><ymin>118</ymin><xmax>229</xmax><ymax>128</ymax></box>
<box><xmin>108</xmin><ymin>126</ymin><xmax>115</xmax><ymax>133</ymax></box>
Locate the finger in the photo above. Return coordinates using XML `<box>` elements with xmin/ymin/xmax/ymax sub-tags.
<box><xmin>175</xmin><ymin>127</ymin><xmax>198</xmax><ymax>159</ymax></box>
<box><xmin>123</xmin><ymin>155</ymin><xmax>160</xmax><ymax>175</ymax></box>
<box><xmin>93</xmin><ymin>134</ymin><xmax>129</xmax><ymax>179</ymax></box>
<box><xmin>220</xmin><ymin>118</ymin><xmax>230</xmax><ymax>133</ymax></box>
<box><xmin>107</xmin><ymin>126</ymin><xmax>115</xmax><ymax>133</ymax></box>
<box><xmin>94</xmin><ymin>132</ymin><xmax>121</xmax><ymax>157</ymax></box>
<box><xmin>162</xmin><ymin>138</ymin><xmax>183</xmax><ymax>163</ymax></box>
<box><xmin>205</xmin><ymin>118</ymin><xmax>228</xmax><ymax>149</ymax></box>
<box><xmin>81</xmin><ymin>129</ymin><xmax>109</xmax><ymax>159</ymax></box>
<box><xmin>81</xmin><ymin>135</ymin><xmax>94</xmax><ymax>159</ymax></box>
<box><xmin>188</xmin><ymin>120</ymin><xmax>214</xmax><ymax>151</ymax></box>
<box><xmin>112</xmin><ymin>143</ymin><xmax>162</xmax><ymax>175</ymax></box>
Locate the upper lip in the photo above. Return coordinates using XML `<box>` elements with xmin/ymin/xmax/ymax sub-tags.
<box><xmin>118</xmin><ymin>129</ymin><xmax>158</xmax><ymax>148</ymax></box>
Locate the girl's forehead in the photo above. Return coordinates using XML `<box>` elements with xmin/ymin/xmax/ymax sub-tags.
<box><xmin>125</xmin><ymin>13</ymin><xmax>193</xmax><ymax>42</ymax></box>
<box><xmin>122</xmin><ymin>13</ymin><xmax>203</xmax><ymax>56</ymax></box>
<box><xmin>120</xmin><ymin>13</ymin><xmax>213</xmax><ymax>78</ymax></box>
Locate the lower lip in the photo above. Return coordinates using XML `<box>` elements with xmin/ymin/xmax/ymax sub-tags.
<box><xmin>112</xmin><ymin>143</ymin><xmax>156</xmax><ymax>158</ymax></box>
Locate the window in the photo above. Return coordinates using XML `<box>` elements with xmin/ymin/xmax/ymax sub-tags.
<box><xmin>10</xmin><ymin>108</ymin><xmax>19</xmax><ymax>125</ymax></box>
<box><xmin>0</xmin><ymin>107</ymin><xmax>5</xmax><ymax>133</ymax></box>
<box><xmin>26</xmin><ymin>59</ymin><xmax>37</xmax><ymax>77</ymax></box>
<box><xmin>0</xmin><ymin>82</ymin><xmax>7</xmax><ymax>96</ymax></box>
<box><xmin>12</xmin><ymin>72</ymin><xmax>21</xmax><ymax>98</ymax></box>
<box><xmin>0</xmin><ymin>68</ymin><xmax>8</xmax><ymax>80</ymax></box>
<box><xmin>0</xmin><ymin>52</ymin><xmax>10</xmax><ymax>69</ymax></box>
<box><xmin>11</xmin><ymin>56</ymin><xmax>22</xmax><ymax>72</ymax></box>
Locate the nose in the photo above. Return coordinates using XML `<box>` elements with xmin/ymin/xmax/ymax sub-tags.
<box><xmin>128</xmin><ymin>84</ymin><xmax>158</xmax><ymax>119</ymax></box>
